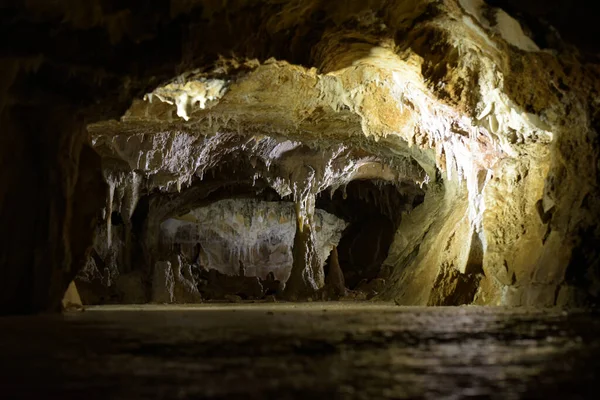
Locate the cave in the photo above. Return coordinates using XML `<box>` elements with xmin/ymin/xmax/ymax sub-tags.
<box><xmin>1</xmin><ymin>0</ymin><xmax>600</xmax><ymax>398</ymax></box>
<box><xmin>76</xmin><ymin>136</ymin><xmax>430</xmax><ymax>304</ymax></box>
<box><xmin>317</xmin><ymin>179</ymin><xmax>425</xmax><ymax>291</ymax></box>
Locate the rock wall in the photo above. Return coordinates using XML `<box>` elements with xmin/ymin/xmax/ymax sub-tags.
<box><xmin>2</xmin><ymin>0</ymin><xmax>599</xmax><ymax>312</ymax></box>
<box><xmin>0</xmin><ymin>102</ymin><xmax>106</xmax><ymax>313</ymax></box>
<box><xmin>84</xmin><ymin>0</ymin><xmax>600</xmax><ymax>306</ymax></box>
<box><xmin>161</xmin><ymin>199</ymin><xmax>347</xmax><ymax>282</ymax></box>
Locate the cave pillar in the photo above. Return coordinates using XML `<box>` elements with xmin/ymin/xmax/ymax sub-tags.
<box><xmin>283</xmin><ymin>195</ymin><xmax>324</xmax><ymax>300</ymax></box>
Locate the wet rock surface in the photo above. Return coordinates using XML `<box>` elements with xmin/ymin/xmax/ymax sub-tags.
<box><xmin>161</xmin><ymin>199</ymin><xmax>347</xmax><ymax>282</ymax></box>
<box><xmin>2</xmin><ymin>0</ymin><xmax>600</xmax><ymax>313</ymax></box>
<box><xmin>197</xmin><ymin>268</ymin><xmax>267</xmax><ymax>300</ymax></box>
<box><xmin>1</xmin><ymin>304</ymin><xmax>599</xmax><ymax>399</ymax></box>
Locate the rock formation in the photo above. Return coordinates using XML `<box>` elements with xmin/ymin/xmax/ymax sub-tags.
<box><xmin>324</xmin><ymin>247</ymin><xmax>348</xmax><ymax>299</ymax></box>
<box><xmin>61</xmin><ymin>282</ymin><xmax>83</xmax><ymax>312</ymax></box>
<box><xmin>160</xmin><ymin>199</ymin><xmax>347</xmax><ymax>282</ymax></box>
<box><xmin>1</xmin><ymin>0</ymin><xmax>599</xmax><ymax>313</ymax></box>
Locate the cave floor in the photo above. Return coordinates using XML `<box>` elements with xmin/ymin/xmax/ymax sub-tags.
<box><xmin>1</xmin><ymin>303</ymin><xmax>599</xmax><ymax>399</ymax></box>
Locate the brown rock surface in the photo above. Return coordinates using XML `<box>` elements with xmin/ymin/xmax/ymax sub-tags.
<box><xmin>324</xmin><ymin>246</ymin><xmax>347</xmax><ymax>299</ymax></box>
<box><xmin>1</xmin><ymin>0</ymin><xmax>600</xmax><ymax>312</ymax></box>
<box><xmin>61</xmin><ymin>281</ymin><xmax>83</xmax><ymax>312</ymax></box>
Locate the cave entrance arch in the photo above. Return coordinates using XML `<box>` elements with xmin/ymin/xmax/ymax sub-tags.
<box><xmin>76</xmin><ymin>141</ymin><xmax>431</xmax><ymax>305</ymax></box>
<box><xmin>317</xmin><ymin>179</ymin><xmax>425</xmax><ymax>297</ymax></box>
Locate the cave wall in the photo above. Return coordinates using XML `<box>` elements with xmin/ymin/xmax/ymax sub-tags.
<box><xmin>1</xmin><ymin>0</ymin><xmax>600</xmax><ymax>313</ymax></box>
<box><xmin>380</xmin><ymin>182</ymin><xmax>475</xmax><ymax>305</ymax></box>
<box><xmin>160</xmin><ymin>199</ymin><xmax>347</xmax><ymax>282</ymax></box>
<box><xmin>0</xmin><ymin>98</ymin><xmax>106</xmax><ymax>313</ymax></box>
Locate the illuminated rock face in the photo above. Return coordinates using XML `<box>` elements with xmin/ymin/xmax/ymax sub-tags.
<box><xmin>160</xmin><ymin>199</ymin><xmax>347</xmax><ymax>282</ymax></box>
<box><xmin>1</xmin><ymin>0</ymin><xmax>599</xmax><ymax>312</ymax></box>
<box><xmin>84</xmin><ymin>0</ymin><xmax>600</xmax><ymax>306</ymax></box>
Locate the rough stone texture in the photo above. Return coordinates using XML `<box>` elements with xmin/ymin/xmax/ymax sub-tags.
<box><xmin>355</xmin><ymin>278</ymin><xmax>387</xmax><ymax>300</ymax></box>
<box><xmin>0</xmin><ymin>106</ymin><xmax>106</xmax><ymax>313</ymax></box>
<box><xmin>198</xmin><ymin>269</ymin><xmax>265</xmax><ymax>300</ymax></box>
<box><xmin>338</xmin><ymin>215</ymin><xmax>396</xmax><ymax>288</ymax></box>
<box><xmin>324</xmin><ymin>247</ymin><xmax>347</xmax><ymax>299</ymax></box>
<box><xmin>1</xmin><ymin>0</ymin><xmax>600</xmax><ymax>313</ymax></box>
<box><xmin>284</xmin><ymin>214</ymin><xmax>324</xmax><ymax>300</ymax></box>
<box><xmin>171</xmin><ymin>257</ymin><xmax>203</xmax><ymax>304</ymax></box>
<box><xmin>115</xmin><ymin>271</ymin><xmax>147</xmax><ymax>304</ymax></box>
<box><xmin>160</xmin><ymin>199</ymin><xmax>347</xmax><ymax>282</ymax></box>
<box><xmin>151</xmin><ymin>261</ymin><xmax>175</xmax><ymax>304</ymax></box>
<box><xmin>61</xmin><ymin>281</ymin><xmax>83</xmax><ymax>311</ymax></box>
<box><xmin>380</xmin><ymin>183</ymin><xmax>473</xmax><ymax>304</ymax></box>
<box><xmin>85</xmin><ymin>0</ymin><xmax>600</xmax><ymax>307</ymax></box>
<box><xmin>151</xmin><ymin>258</ymin><xmax>203</xmax><ymax>304</ymax></box>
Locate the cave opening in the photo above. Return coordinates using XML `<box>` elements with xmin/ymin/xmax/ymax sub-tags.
<box><xmin>149</xmin><ymin>176</ymin><xmax>427</xmax><ymax>303</ymax></box>
<box><xmin>79</xmin><ymin>148</ymin><xmax>430</xmax><ymax>305</ymax></box>
<box><xmin>4</xmin><ymin>1</ymin><xmax>600</xmax><ymax>397</ymax></box>
<box><xmin>317</xmin><ymin>179</ymin><xmax>426</xmax><ymax>294</ymax></box>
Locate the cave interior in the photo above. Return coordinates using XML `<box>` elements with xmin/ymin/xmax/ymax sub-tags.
<box><xmin>1</xmin><ymin>0</ymin><xmax>600</xmax><ymax>397</ymax></box>
<box><xmin>2</xmin><ymin>0</ymin><xmax>599</xmax><ymax>312</ymax></box>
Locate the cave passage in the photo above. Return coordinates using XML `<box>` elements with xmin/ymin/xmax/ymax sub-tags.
<box><xmin>317</xmin><ymin>179</ymin><xmax>425</xmax><ymax>294</ymax></box>
<box><xmin>157</xmin><ymin>196</ymin><xmax>345</xmax><ymax>302</ymax></box>
<box><xmin>76</xmin><ymin>148</ymin><xmax>429</xmax><ymax>305</ymax></box>
<box><xmin>3</xmin><ymin>0</ymin><xmax>600</xmax><ymax>398</ymax></box>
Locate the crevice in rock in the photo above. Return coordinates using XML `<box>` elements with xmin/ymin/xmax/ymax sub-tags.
<box><xmin>316</xmin><ymin>179</ymin><xmax>425</xmax><ymax>293</ymax></box>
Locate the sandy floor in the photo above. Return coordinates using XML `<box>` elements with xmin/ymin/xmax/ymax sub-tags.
<box><xmin>1</xmin><ymin>302</ymin><xmax>599</xmax><ymax>399</ymax></box>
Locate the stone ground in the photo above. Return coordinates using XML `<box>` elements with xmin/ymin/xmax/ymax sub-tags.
<box><xmin>1</xmin><ymin>303</ymin><xmax>599</xmax><ymax>399</ymax></box>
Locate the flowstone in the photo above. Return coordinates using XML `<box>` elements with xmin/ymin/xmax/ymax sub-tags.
<box><xmin>161</xmin><ymin>198</ymin><xmax>347</xmax><ymax>283</ymax></box>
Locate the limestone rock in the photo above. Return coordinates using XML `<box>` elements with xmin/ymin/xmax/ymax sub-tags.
<box><xmin>152</xmin><ymin>259</ymin><xmax>203</xmax><ymax>304</ymax></box>
<box><xmin>355</xmin><ymin>278</ymin><xmax>387</xmax><ymax>300</ymax></box>
<box><xmin>171</xmin><ymin>257</ymin><xmax>203</xmax><ymax>304</ymax></box>
<box><xmin>3</xmin><ymin>0</ymin><xmax>599</xmax><ymax>313</ymax></box>
<box><xmin>61</xmin><ymin>282</ymin><xmax>83</xmax><ymax>312</ymax></box>
<box><xmin>160</xmin><ymin>199</ymin><xmax>347</xmax><ymax>282</ymax></box>
<box><xmin>152</xmin><ymin>261</ymin><xmax>175</xmax><ymax>304</ymax></box>
<box><xmin>115</xmin><ymin>272</ymin><xmax>147</xmax><ymax>304</ymax></box>
<box><xmin>198</xmin><ymin>269</ymin><xmax>265</xmax><ymax>300</ymax></box>
<box><xmin>324</xmin><ymin>246</ymin><xmax>347</xmax><ymax>299</ymax></box>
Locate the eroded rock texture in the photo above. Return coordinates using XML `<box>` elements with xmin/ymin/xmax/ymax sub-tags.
<box><xmin>1</xmin><ymin>0</ymin><xmax>599</xmax><ymax>313</ymax></box>
<box><xmin>161</xmin><ymin>199</ymin><xmax>346</xmax><ymax>282</ymax></box>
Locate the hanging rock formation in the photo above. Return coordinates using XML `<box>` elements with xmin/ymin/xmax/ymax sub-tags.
<box><xmin>161</xmin><ymin>199</ymin><xmax>346</xmax><ymax>283</ymax></box>
<box><xmin>1</xmin><ymin>0</ymin><xmax>599</xmax><ymax>313</ymax></box>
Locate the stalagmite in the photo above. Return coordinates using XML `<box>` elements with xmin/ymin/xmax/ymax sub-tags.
<box><xmin>283</xmin><ymin>195</ymin><xmax>324</xmax><ymax>300</ymax></box>
<box><xmin>105</xmin><ymin>179</ymin><xmax>115</xmax><ymax>248</ymax></box>
<box><xmin>61</xmin><ymin>281</ymin><xmax>83</xmax><ymax>312</ymax></box>
<box><xmin>8</xmin><ymin>0</ymin><xmax>591</xmax><ymax>310</ymax></box>
<box><xmin>152</xmin><ymin>261</ymin><xmax>175</xmax><ymax>303</ymax></box>
<box><xmin>324</xmin><ymin>246</ymin><xmax>347</xmax><ymax>299</ymax></box>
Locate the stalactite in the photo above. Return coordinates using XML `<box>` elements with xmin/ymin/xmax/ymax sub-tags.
<box><xmin>159</xmin><ymin>199</ymin><xmax>346</xmax><ymax>282</ymax></box>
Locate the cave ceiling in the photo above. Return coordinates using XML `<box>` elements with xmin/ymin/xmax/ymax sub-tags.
<box><xmin>84</xmin><ymin>0</ymin><xmax>564</xmax><ymax>204</ymax></box>
<box><xmin>1</xmin><ymin>0</ymin><xmax>600</xmax><ymax>312</ymax></box>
